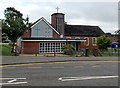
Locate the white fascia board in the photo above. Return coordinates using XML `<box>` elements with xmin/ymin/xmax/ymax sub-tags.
<box><xmin>31</xmin><ymin>18</ymin><xmax>42</xmax><ymax>28</ymax></box>
<box><xmin>67</xmin><ymin>40</ymin><xmax>86</xmax><ymax>42</ymax></box>
<box><xmin>22</xmin><ymin>40</ymin><xmax>67</xmax><ymax>42</ymax></box>
<box><xmin>22</xmin><ymin>39</ymin><xmax>86</xmax><ymax>42</ymax></box>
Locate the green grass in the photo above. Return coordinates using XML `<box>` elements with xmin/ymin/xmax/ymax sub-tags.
<box><xmin>107</xmin><ymin>48</ymin><xmax>120</xmax><ymax>52</ymax></box>
<box><xmin>101</xmin><ymin>53</ymin><xmax>119</xmax><ymax>57</ymax></box>
<box><xmin>99</xmin><ymin>50</ymin><xmax>119</xmax><ymax>57</ymax></box>
<box><xmin>1</xmin><ymin>44</ymin><xmax>16</xmax><ymax>56</ymax></box>
<box><xmin>88</xmin><ymin>49</ymin><xmax>119</xmax><ymax>57</ymax></box>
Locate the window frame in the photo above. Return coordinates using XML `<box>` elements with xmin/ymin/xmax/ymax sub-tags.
<box><xmin>84</xmin><ymin>37</ymin><xmax>89</xmax><ymax>46</ymax></box>
<box><xmin>39</xmin><ymin>42</ymin><xmax>65</xmax><ymax>53</ymax></box>
<box><xmin>75</xmin><ymin>37</ymin><xmax>80</xmax><ymax>39</ymax></box>
<box><xmin>92</xmin><ymin>37</ymin><xmax>97</xmax><ymax>46</ymax></box>
<box><xmin>66</xmin><ymin>37</ymin><xmax>71</xmax><ymax>39</ymax></box>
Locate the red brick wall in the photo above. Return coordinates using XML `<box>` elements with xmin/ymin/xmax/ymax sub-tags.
<box><xmin>65</xmin><ymin>36</ymin><xmax>98</xmax><ymax>49</ymax></box>
<box><xmin>53</xmin><ymin>31</ymin><xmax>60</xmax><ymax>38</ymax></box>
<box><xmin>51</xmin><ymin>14</ymin><xmax>63</xmax><ymax>38</ymax></box>
<box><xmin>21</xmin><ymin>39</ymin><xmax>98</xmax><ymax>54</ymax></box>
<box><xmin>51</xmin><ymin>15</ymin><xmax>56</xmax><ymax>29</ymax></box>
<box><xmin>51</xmin><ymin>13</ymin><xmax>65</xmax><ymax>36</ymax></box>
<box><xmin>22</xmin><ymin>30</ymin><xmax>31</xmax><ymax>38</ymax></box>
<box><xmin>22</xmin><ymin>41</ymin><xmax>39</xmax><ymax>54</ymax></box>
<box><xmin>22</xmin><ymin>41</ymin><xmax>67</xmax><ymax>54</ymax></box>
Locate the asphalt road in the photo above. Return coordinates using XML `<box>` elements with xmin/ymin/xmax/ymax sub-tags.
<box><xmin>1</xmin><ymin>60</ymin><xmax>118</xmax><ymax>86</ymax></box>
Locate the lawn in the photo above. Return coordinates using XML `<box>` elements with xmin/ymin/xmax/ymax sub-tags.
<box><xmin>88</xmin><ymin>48</ymin><xmax>119</xmax><ymax>57</ymax></box>
<box><xmin>99</xmin><ymin>48</ymin><xmax>120</xmax><ymax>57</ymax></box>
<box><xmin>1</xmin><ymin>44</ymin><xmax>16</xmax><ymax>56</ymax></box>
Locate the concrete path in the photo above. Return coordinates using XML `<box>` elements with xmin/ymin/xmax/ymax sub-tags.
<box><xmin>1</xmin><ymin>56</ymin><xmax>118</xmax><ymax>65</ymax></box>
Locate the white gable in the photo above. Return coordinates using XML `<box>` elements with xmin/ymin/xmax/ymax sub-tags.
<box><xmin>31</xmin><ymin>17</ymin><xmax>59</xmax><ymax>37</ymax></box>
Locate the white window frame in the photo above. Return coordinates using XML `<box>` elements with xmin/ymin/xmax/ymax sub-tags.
<box><xmin>92</xmin><ymin>37</ymin><xmax>97</xmax><ymax>46</ymax></box>
<box><xmin>39</xmin><ymin>42</ymin><xmax>65</xmax><ymax>53</ymax></box>
<box><xmin>66</xmin><ymin>37</ymin><xmax>71</xmax><ymax>39</ymax></box>
<box><xmin>84</xmin><ymin>37</ymin><xmax>89</xmax><ymax>46</ymax></box>
<box><xmin>75</xmin><ymin>37</ymin><xmax>80</xmax><ymax>39</ymax></box>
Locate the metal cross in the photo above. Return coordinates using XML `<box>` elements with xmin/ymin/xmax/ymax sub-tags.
<box><xmin>56</xmin><ymin>6</ymin><xmax>60</xmax><ymax>13</ymax></box>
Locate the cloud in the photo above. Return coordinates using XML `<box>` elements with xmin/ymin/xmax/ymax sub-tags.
<box><xmin>0</xmin><ymin>0</ymin><xmax>118</xmax><ymax>33</ymax></box>
<box><xmin>61</xmin><ymin>2</ymin><xmax>118</xmax><ymax>22</ymax></box>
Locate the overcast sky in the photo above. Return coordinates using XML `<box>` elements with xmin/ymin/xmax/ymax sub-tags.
<box><xmin>0</xmin><ymin>0</ymin><xmax>119</xmax><ymax>33</ymax></box>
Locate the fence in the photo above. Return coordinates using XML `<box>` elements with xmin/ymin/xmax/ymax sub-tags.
<box><xmin>15</xmin><ymin>46</ymin><xmax>120</xmax><ymax>57</ymax></box>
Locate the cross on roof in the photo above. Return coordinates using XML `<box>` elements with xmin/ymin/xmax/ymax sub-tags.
<box><xmin>56</xmin><ymin>6</ymin><xmax>60</xmax><ymax>13</ymax></box>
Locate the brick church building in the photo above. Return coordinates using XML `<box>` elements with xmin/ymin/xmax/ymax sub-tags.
<box><xmin>17</xmin><ymin>12</ymin><xmax>105</xmax><ymax>54</ymax></box>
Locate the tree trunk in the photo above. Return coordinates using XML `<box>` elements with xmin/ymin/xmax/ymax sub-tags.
<box><xmin>11</xmin><ymin>42</ymin><xmax>15</xmax><ymax>53</ymax></box>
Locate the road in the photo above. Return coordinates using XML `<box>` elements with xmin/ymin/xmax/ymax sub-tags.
<box><xmin>1</xmin><ymin>60</ymin><xmax>118</xmax><ymax>87</ymax></box>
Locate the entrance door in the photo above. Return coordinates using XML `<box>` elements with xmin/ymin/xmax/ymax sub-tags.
<box><xmin>76</xmin><ymin>42</ymin><xmax>79</xmax><ymax>51</ymax></box>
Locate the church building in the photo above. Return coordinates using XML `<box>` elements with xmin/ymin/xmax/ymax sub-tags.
<box><xmin>18</xmin><ymin>9</ymin><xmax>105</xmax><ymax>54</ymax></box>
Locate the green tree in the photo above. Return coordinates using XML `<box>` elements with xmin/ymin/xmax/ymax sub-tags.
<box><xmin>97</xmin><ymin>35</ymin><xmax>112</xmax><ymax>50</ymax></box>
<box><xmin>115</xmin><ymin>29</ymin><xmax>120</xmax><ymax>48</ymax></box>
<box><xmin>63</xmin><ymin>44</ymin><xmax>76</xmax><ymax>55</ymax></box>
<box><xmin>2</xmin><ymin>7</ymin><xmax>30</xmax><ymax>52</ymax></box>
<box><xmin>115</xmin><ymin>29</ymin><xmax>120</xmax><ymax>34</ymax></box>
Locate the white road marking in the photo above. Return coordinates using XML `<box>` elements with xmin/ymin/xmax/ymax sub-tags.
<box><xmin>0</xmin><ymin>78</ymin><xmax>27</xmax><ymax>85</ymax></box>
<box><xmin>0</xmin><ymin>82</ymin><xmax>28</xmax><ymax>85</ymax></box>
<box><xmin>58</xmin><ymin>76</ymin><xmax>118</xmax><ymax>82</ymax></box>
<box><xmin>0</xmin><ymin>78</ymin><xmax>26</xmax><ymax>79</ymax></box>
<box><xmin>92</xmin><ymin>65</ymin><xmax>100</xmax><ymax>67</ymax></box>
<box><xmin>8</xmin><ymin>79</ymin><xmax>17</xmax><ymax>83</ymax></box>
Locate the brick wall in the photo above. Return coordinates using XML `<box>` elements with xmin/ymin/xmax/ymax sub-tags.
<box><xmin>51</xmin><ymin>13</ymin><xmax>65</xmax><ymax>36</ymax></box>
<box><xmin>22</xmin><ymin>41</ymin><xmax>39</xmax><ymax>54</ymax></box>
<box><xmin>53</xmin><ymin>31</ymin><xmax>60</xmax><ymax>38</ymax></box>
<box><xmin>65</xmin><ymin>36</ymin><xmax>98</xmax><ymax>49</ymax></box>
<box><xmin>51</xmin><ymin>15</ymin><xmax>56</xmax><ymax>29</ymax></box>
<box><xmin>22</xmin><ymin>30</ymin><xmax>31</xmax><ymax>38</ymax></box>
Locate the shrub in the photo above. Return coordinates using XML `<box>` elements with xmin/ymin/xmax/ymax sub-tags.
<box><xmin>63</xmin><ymin>44</ymin><xmax>76</xmax><ymax>55</ymax></box>
<box><xmin>97</xmin><ymin>35</ymin><xmax>112</xmax><ymax>51</ymax></box>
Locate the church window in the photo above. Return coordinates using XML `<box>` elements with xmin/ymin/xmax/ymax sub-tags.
<box><xmin>75</xmin><ymin>37</ymin><xmax>80</xmax><ymax>39</ymax></box>
<box><xmin>85</xmin><ymin>37</ymin><xmax>89</xmax><ymax>46</ymax></box>
<box><xmin>56</xmin><ymin>16</ymin><xmax>62</xmax><ymax>34</ymax></box>
<box><xmin>40</xmin><ymin>43</ymin><xmax>65</xmax><ymax>53</ymax></box>
<box><xmin>92</xmin><ymin>37</ymin><xmax>97</xmax><ymax>46</ymax></box>
<box><xmin>66</xmin><ymin>37</ymin><xmax>71</xmax><ymax>39</ymax></box>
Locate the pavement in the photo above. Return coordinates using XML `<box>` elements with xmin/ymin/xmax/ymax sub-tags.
<box><xmin>1</xmin><ymin>56</ymin><xmax>118</xmax><ymax>65</ymax></box>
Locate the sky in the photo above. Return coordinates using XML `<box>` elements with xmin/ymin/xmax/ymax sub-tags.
<box><xmin>0</xmin><ymin>0</ymin><xmax>119</xmax><ymax>33</ymax></box>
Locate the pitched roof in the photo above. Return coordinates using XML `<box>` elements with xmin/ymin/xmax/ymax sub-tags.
<box><xmin>31</xmin><ymin>17</ymin><xmax>60</xmax><ymax>35</ymax></box>
<box><xmin>64</xmin><ymin>24</ymin><xmax>105</xmax><ymax>37</ymax></box>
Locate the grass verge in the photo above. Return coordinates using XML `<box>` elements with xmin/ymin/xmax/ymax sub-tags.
<box><xmin>1</xmin><ymin>44</ymin><xmax>16</xmax><ymax>56</ymax></box>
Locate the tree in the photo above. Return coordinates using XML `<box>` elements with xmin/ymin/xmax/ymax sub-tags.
<box><xmin>63</xmin><ymin>44</ymin><xmax>76</xmax><ymax>55</ymax></box>
<box><xmin>2</xmin><ymin>7</ymin><xmax>30</xmax><ymax>52</ymax></box>
<box><xmin>97</xmin><ymin>35</ymin><xmax>112</xmax><ymax>50</ymax></box>
<box><xmin>115</xmin><ymin>29</ymin><xmax>120</xmax><ymax>34</ymax></box>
